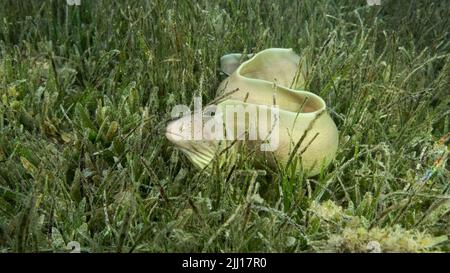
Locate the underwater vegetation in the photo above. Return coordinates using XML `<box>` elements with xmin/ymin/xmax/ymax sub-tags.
<box><xmin>0</xmin><ymin>0</ymin><xmax>448</xmax><ymax>252</ymax></box>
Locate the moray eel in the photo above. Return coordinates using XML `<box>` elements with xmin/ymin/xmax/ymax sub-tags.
<box><xmin>166</xmin><ymin>48</ymin><xmax>338</xmax><ymax>176</ymax></box>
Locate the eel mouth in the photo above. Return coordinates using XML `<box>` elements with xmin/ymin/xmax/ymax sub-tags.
<box><xmin>165</xmin><ymin>119</ymin><xmax>184</xmax><ymax>143</ymax></box>
<box><xmin>165</xmin><ymin>117</ymin><xmax>218</xmax><ymax>169</ymax></box>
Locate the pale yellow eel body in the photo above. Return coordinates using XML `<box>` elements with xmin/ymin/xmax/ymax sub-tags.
<box><xmin>166</xmin><ymin>48</ymin><xmax>339</xmax><ymax>176</ymax></box>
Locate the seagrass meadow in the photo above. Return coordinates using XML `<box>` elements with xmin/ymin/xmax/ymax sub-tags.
<box><xmin>0</xmin><ymin>0</ymin><xmax>449</xmax><ymax>253</ymax></box>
